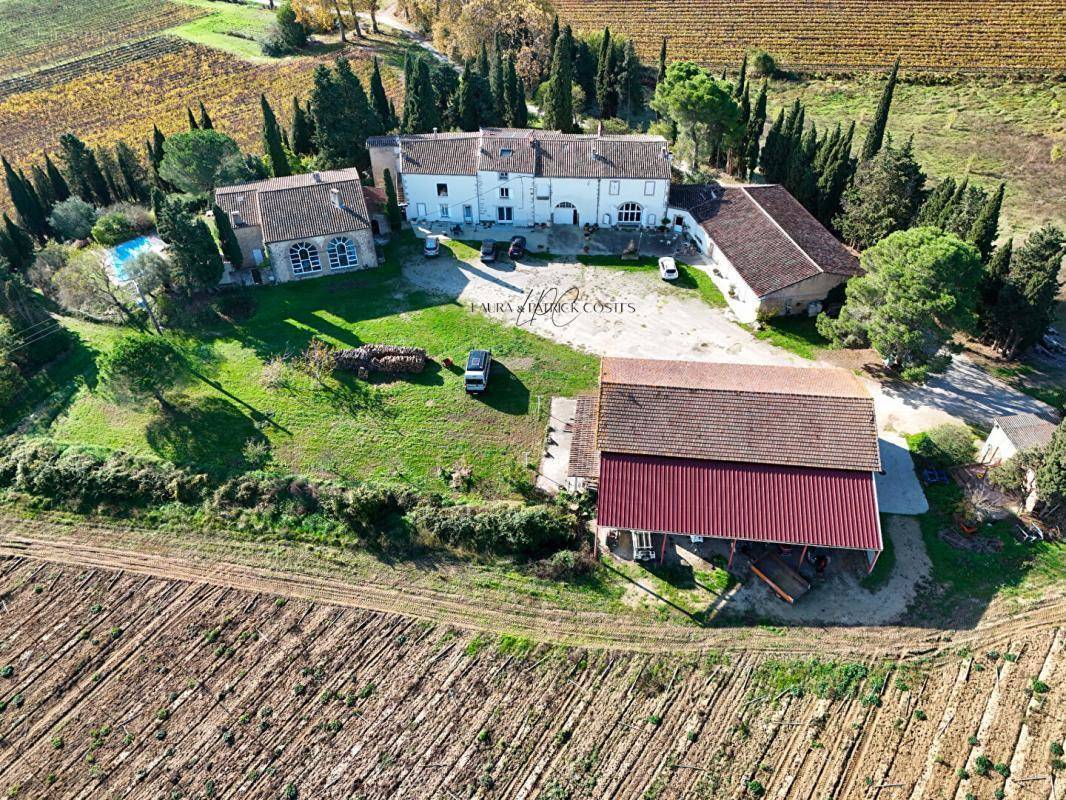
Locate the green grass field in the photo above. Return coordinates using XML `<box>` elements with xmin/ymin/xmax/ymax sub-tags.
<box><xmin>574</xmin><ymin>255</ymin><xmax>728</xmax><ymax>308</ymax></box>
<box><xmin>13</xmin><ymin>235</ymin><xmax>599</xmax><ymax>497</ymax></box>
<box><xmin>768</xmin><ymin>76</ymin><xmax>1066</xmax><ymax>237</ymax></box>
<box><xmin>167</xmin><ymin>0</ymin><xmax>278</xmax><ymax>60</ymax></box>
<box><xmin>749</xmin><ymin>315</ymin><xmax>833</xmax><ymax>360</ymax></box>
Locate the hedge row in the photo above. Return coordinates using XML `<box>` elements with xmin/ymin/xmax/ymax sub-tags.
<box><xmin>0</xmin><ymin>437</ymin><xmax>576</xmax><ymax>557</ymax></box>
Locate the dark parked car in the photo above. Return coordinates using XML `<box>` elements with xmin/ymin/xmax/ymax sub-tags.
<box><xmin>479</xmin><ymin>239</ymin><xmax>496</xmax><ymax>263</ymax></box>
<box><xmin>423</xmin><ymin>236</ymin><xmax>440</xmax><ymax>257</ymax></box>
<box><xmin>508</xmin><ymin>235</ymin><xmax>526</xmax><ymax>258</ymax></box>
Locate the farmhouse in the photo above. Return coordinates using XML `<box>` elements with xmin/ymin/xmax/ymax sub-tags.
<box><xmin>979</xmin><ymin>413</ymin><xmax>1058</xmax><ymax>512</ymax></box>
<box><xmin>213</xmin><ymin>168</ymin><xmax>380</xmax><ymax>284</ymax></box>
<box><xmin>667</xmin><ymin>183</ymin><xmax>862</xmax><ymax>322</ymax></box>
<box><xmin>570</xmin><ymin>357</ymin><xmax>883</xmax><ymax>603</ymax></box>
<box><xmin>367</xmin><ymin>128</ymin><xmax>671</xmax><ymax>228</ymax></box>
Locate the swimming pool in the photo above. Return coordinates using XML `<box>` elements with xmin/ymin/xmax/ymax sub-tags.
<box><xmin>109</xmin><ymin>236</ymin><xmax>163</xmax><ymax>282</ymax></box>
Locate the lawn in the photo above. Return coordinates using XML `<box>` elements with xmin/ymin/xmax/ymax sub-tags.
<box><xmin>168</xmin><ymin>0</ymin><xmax>278</xmax><ymax>60</ymax></box>
<box><xmin>574</xmin><ymin>255</ymin><xmax>727</xmax><ymax>308</ymax></box>
<box><xmin>749</xmin><ymin>315</ymin><xmax>832</xmax><ymax>360</ymax></box>
<box><xmin>911</xmin><ymin>481</ymin><xmax>1066</xmax><ymax>623</ymax></box>
<box><xmin>20</xmin><ymin>234</ymin><xmax>599</xmax><ymax>496</ymax></box>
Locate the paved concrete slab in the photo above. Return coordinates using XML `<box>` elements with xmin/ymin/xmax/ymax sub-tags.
<box><xmin>537</xmin><ymin>397</ymin><xmax>576</xmax><ymax>494</ymax></box>
<box><xmin>875</xmin><ymin>434</ymin><xmax>929</xmax><ymax>515</ymax></box>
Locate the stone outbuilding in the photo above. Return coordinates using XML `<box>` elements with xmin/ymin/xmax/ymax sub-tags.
<box><xmin>214</xmin><ymin>169</ymin><xmax>378</xmax><ymax>284</ymax></box>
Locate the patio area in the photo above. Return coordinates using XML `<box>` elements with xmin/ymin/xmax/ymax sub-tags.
<box><xmin>411</xmin><ymin>221</ymin><xmax>695</xmax><ymax>259</ymax></box>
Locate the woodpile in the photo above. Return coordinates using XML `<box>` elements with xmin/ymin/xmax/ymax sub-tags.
<box><xmin>333</xmin><ymin>344</ymin><xmax>427</xmax><ymax>375</ymax></box>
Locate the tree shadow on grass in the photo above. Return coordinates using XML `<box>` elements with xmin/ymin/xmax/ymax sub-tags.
<box><xmin>145</xmin><ymin>396</ymin><xmax>268</xmax><ymax>477</ymax></box>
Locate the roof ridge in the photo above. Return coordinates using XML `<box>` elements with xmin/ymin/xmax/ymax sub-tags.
<box><xmin>601</xmin><ymin>380</ymin><xmax>874</xmax><ymax>403</ymax></box>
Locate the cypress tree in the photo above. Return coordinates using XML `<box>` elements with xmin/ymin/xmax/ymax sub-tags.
<box><xmin>2</xmin><ymin>214</ymin><xmax>34</xmax><ymax>272</ymax></box>
<box><xmin>261</xmin><ymin>94</ymin><xmax>291</xmax><ymax>177</ymax></box>
<box><xmin>291</xmin><ymin>97</ymin><xmax>314</xmax><ymax>156</ymax></box>
<box><xmin>514</xmin><ymin>79</ymin><xmax>528</xmax><ymax>128</ymax></box>
<box><xmin>914</xmin><ymin>177</ymin><xmax>956</xmax><ymax>228</ymax></box>
<box><xmin>977</xmin><ymin>238</ymin><xmax>1012</xmax><ymax>327</ymax></box>
<box><xmin>477</xmin><ymin>42</ymin><xmax>489</xmax><ymax>79</ymax></box>
<box><xmin>383</xmin><ymin>168</ymin><xmax>402</xmax><ymax>229</ymax></box>
<box><xmin>734</xmin><ymin>51</ymin><xmax>748</xmax><ymax>99</ymax></box>
<box><xmin>546</xmin><ymin>15</ymin><xmax>560</xmax><ymax>78</ymax></box>
<box><xmin>542</xmin><ymin>25</ymin><xmax>575</xmax><ymax>133</ymax></box>
<box><xmin>30</xmin><ymin>164</ymin><xmax>55</xmax><ymax>214</ymax></box>
<box><xmin>456</xmin><ymin>61</ymin><xmax>480</xmax><ymax>132</ymax></box>
<box><xmin>758</xmin><ymin>109</ymin><xmax>787</xmax><ymax>182</ymax></box>
<box><xmin>170</xmin><ymin>213</ymin><xmax>223</xmax><ymax>291</ymax></box>
<box><xmin>490</xmin><ymin>39</ymin><xmax>506</xmax><ymax>124</ymax></box>
<box><xmin>97</xmin><ymin>148</ymin><xmax>125</xmax><ymax>203</ymax></box>
<box><xmin>187</xmin><ymin>107</ymin><xmax>200</xmax><ymax>130</ymax></box>
<box><xmin>115</xmin><ymin>141</ymin><xmax>149</xmax><ymax>204</ymax></box>
<box><xmin>503</xmin><ymin>56</ymin><xmax>521</xmax><ymax>126</ymax></box>
<box><xmin>369</xmin><ymin>57</ymin><xmax>393</xmax><ymax>130</ymax></box>
<box><xmin>656</xmin><ymin>37</ymin><xmax>667</xmax><ymax>86</ymax></box>
<box><xmin>44</xmin><ymin>154</ymin><xmax>70</xmax><ymax>203</ymax></box>
<box><xmin>967</xmin><ymin>182</ymin><xmax>1005</xmax><ymax>261</ymax></box>
<box><xmin>401</xmin><ymin>57</ymin><xmax>441</xmax><ymax>134</ymax></box>
<box><xmin>198</xmin><ymin>101</ymin><xmax>214</xmax><ymax>130</ymax></box>
<box><xmin>212</xmin><ymin>203</ymin><xmax>243</xmax><ymax>267</ymax></box>
<box><xmin>936</xmin><ymin>178</ymin><xmax>968</xmax><ymax>229</ymax></box>
<box><xmin>595</xmin><ymin>27</ymin><xmax>614</xmax><ymax>117</ymax></box>
<box><xmin>744</xmin><ymin>81</ymin><xmax>767</xmax><ymax>179</ymax></box>
<box><xmin>860</xmin><ymin>56</ymin><xmax>899</xmax><ymax>161</ymax></box>
<box><xmin>84</xmin><ymin>149</ymin><xmax>111</xmax><ymax>206</ymax></box>
<box><xmin>2</xmin><ymin>157</ymin><xmax>48</xmax><ymax>241</ymax></box>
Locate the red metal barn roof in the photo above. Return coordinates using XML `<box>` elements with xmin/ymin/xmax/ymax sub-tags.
<box><xmin>598</xmin><ymin>453</ymin><xmax>882</xmax><ymax>551</ymax></box>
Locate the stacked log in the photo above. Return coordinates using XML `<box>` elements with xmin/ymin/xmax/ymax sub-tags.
<box><xmin>333</xmin><ymin>344</ymin><xmax>427</xmax><ymax>374</ymax></box>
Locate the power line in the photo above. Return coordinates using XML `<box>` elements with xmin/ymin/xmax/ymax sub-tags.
<box><xmin>2</xmin><ymin>315</ymin><xmax>56</xmax><ymax>341</ymax></box>
<box><xmin>0</xmin><ymin>323</ymin><xmax>62</xmax><ymax>358</ymax></box>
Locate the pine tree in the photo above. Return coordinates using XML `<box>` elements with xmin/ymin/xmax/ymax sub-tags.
<box><xmin>383</xmin><ymin>168</ymin><xmax>402</xmax><ymax>229</ymax></box>
<box><xmin>212</xmin><ymin>203</ymin><xmax>243</xmax><ymax>267</ymax></box>
<box><xmin>967</xmin><ymin>182</ymin><xmax>1004</xmax><ymax>261</ymax></box>
<box><xmin>261</xmin><ymin>95</ymin><xmax>291</xmax><ymax>177</ymax></box>
<box><xmin>43</xmin><ymin>154</ymin><xmax>70</xmax><ymax>203</ymax></box>
<box><xmin>860</xmin><ymin>56</ymin><xmax>899</xmax><ymax>161</ymax></box>
<box><xmin>542</xmin><ymin>25</ymin><xmax>576</xmax><ymax>133</ymax></box>
<box><xmin>198</xmin><ymin>101</ymin><xmax>214</xmax><ymax>130</ymax></box>
<box><xmin>734</xmin><ymin>52</ymin><xmax>748</xmax><ymax>99</ymax></box>
<box><xmin>595</xmin><ymin>27</ymin><xmax>615</xmax><ymax>118</ymax></box>
<box><xmin>290</xmin><ymin>98</ymin><xmax>313</xmax><ymax>156</ymax></box>
<box><xmin>187</xmin><ymin>107</ymin><xmax>200</xmax><ymax>130</ymax></box>
<box><xmin>369</xmin><ymin>57</ymin><xmax>393</xmax><ymax>130</ymax></box>
<box><xmin>115</xmin><ymin>142</ymin><xmax>149</xmax><ymax>204</ymax></box>
<box><xmin>2</xmin><ymin>214</ymin><xmax>35</xmax><ymax>272</ymax></box>
<box><xmin>2</xmin><ymin>157</ymin><xmax>48</xmax><ymax>241</ymax></box>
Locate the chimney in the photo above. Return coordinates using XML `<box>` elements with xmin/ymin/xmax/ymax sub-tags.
<box><xmin>661</xmin><ymin>145</ymin><xmax>668</xmax><ymax>159</ymax></box>
<box><xmin>330</xmin><ymin>187</ymin><xmax>343</xmax><ymax>209</ymax></box>
<box><xmin>312</xmin><ymin>172</ymin><xmax>322</xmax><ymax>183</ymax></box>
<box><xmin>590</xmin><ymin>147</ymin><xmax>599</xmax><ymax>162</ymax></box>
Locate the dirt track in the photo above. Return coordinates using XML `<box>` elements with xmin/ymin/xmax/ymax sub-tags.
<box><xmin>1</xmin><ymin>514</ymin><xmax>1065</xmax><ymax>659</ymax></box>
<box><xmin>1</xmin><ymin>555</ymin><xmax>1065</xmax><ymax>799</ymax></box>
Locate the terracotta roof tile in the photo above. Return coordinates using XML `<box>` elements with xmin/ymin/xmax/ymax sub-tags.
<box><xmin>568</xmin><ymin>394</ymin><xmax>600</xmax><ymax>479</ymax></box>
<box><xmin>669</xmin><ymin>184</ymin><xmax>859</xmax><ymax>296</ymax></box>
<box><xmin>596</xmin><ymin>358</ymin><xmax>880</xmax><ymax>473</ymax></box>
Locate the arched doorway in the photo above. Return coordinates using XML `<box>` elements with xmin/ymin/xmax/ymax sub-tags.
<box><xmin>552</xmin><ymin>201</ymin><xmax>578</xmax><ymax>225</ymax></box>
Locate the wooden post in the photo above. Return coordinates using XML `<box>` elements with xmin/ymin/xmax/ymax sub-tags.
<box><xmin>659</xmin><ymin>531</ymin><xmax>668</xmax><ymax>563</ymax></box>
<box><xmin>728</xmin><ymin>539</ymin><xmax>736</xmax><ymax>568</ymax></box>
<box><xmin>799</xmin><ymin>544</ymin><xmax>808</xmax><ymax>567</ymax></box>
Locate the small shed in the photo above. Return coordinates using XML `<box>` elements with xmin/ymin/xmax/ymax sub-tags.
<box><xmin>978</xmin><ymin>413</ymin><xmax>1057</xmax><ymax>465</ymax></box>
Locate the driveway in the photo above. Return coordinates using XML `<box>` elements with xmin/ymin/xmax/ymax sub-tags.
<box><xmin>875</xmin><ymin>434</ymin><xmax>929</xmax><ymax>515</ymax></box>
<box><xmin>403</xmin><ymin>249</ymin><xmax>1056</xmax><ymax>432</ymax></box>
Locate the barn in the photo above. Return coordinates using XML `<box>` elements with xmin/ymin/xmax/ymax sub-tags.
<box><xmin>569</xmin><ymin>357</ymin><xmax>884</xmax><ymax>602</ymax></box>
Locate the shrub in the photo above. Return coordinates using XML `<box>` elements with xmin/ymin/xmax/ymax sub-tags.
<box><xmin>911</xmin><ymin>424</ymin><xmax>976</xmax><ymax>468</ymax></box>
<box><xmin>410</xmin><ymin>502</ymin><xmax>577</xmax><ymax>556</ymax></box>
<box><xmin>48</xmin><ymin>197</ymin><xmax>98</xmax><ymax>241</ymax></box>
<box><xmin>105</xmin><ymin>202</ymin><xmax>154</xmax><ymax>234</ymax></box>
<box><xmin>751</xmin><ymin>50</ymin><xmax>776</xmax><ymax>76</ymax></box>
<box><xmin>531</xmin><ymin>548</ymin><xmax>596</xmax><ymax>581</ymax></box>
<box><xmin>91</xmin><ymin>212</ymin><xmax>138</xmax><ymax>246</ymax></box>
<box><xmin>0</xmin><ymin>359</ymin><xmax>25</xmax><ymax>408</ymax></box>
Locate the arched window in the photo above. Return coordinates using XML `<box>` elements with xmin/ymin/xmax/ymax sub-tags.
<box><xmin>326</xmin><ymin>236</ymin><xmax>358</xmax><ymax>270</ymax></box>
<box><xmin>288</xmin><ymin>241</ymin><xmax>321</xmax><ymax>275</ymax></box>
<box><xmin>617</xmin><ymin>202</ymin><xmax>643</xmax><ymax>224</ymax></box>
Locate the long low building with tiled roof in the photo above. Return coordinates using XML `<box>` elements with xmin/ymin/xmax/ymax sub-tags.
<box><xmin>214</xmin><ymin>169</ymin><xmax>386</xmax><ymax>284</ymax></box>
<box><xmin>368</xmin><ymin>128</ymin><xmax>672</xmax><ymax>228</ymax></box>
<box><xmin>570</xmin><ymin>357</ymin><xmax>884</xmax><ymax>587</ymax></box>
<box><xmin>667</xmin><ymin>183</ymin><xmax>862</xmax><ymax>322</ymax></box>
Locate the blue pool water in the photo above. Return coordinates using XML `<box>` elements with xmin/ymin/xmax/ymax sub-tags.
<box><xmin>110</xmin><ymin>236</ymin><xmax>159</xmax><ymax>281</ymax></box>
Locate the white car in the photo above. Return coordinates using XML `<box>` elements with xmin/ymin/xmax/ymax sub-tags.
<box><xmin>658</xmin><ymin>256</ymin><xmax>679</xmax><ymax>281</ymax></box>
